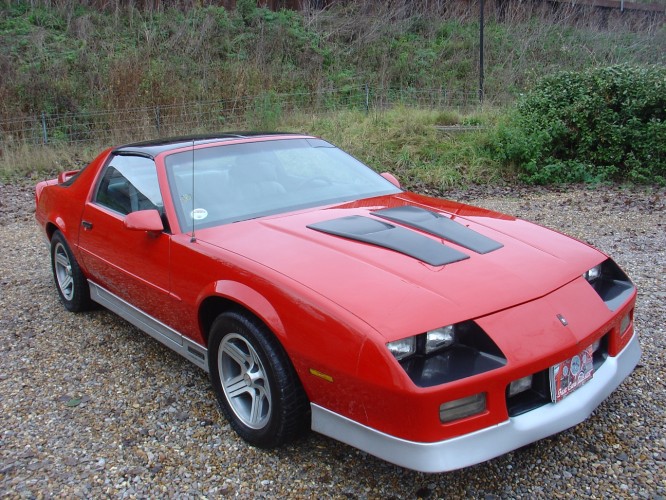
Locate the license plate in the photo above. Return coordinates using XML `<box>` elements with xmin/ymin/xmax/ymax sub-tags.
<box><xmin>549</xmin><ymin>345</ymin><xmax>594</xmax><ymax>402</ymax></box>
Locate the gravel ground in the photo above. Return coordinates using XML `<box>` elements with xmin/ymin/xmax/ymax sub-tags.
<box><xmin>1</xmin><ymin>181</ymin><xmax>664</xmax><ymax>498</ymax></box>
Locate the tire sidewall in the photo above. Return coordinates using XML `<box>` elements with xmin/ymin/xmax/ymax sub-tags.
<box><xmin>208</xmin><ymin>312</ymin><xmax>286</xmax><ymax>448</ymax></box>
<box><xmin>50</xmin><ymin>230</ymin><xmax>89</xmax><ymax>312</ymax></box>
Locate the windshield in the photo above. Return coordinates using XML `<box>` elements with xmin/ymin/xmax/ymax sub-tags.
<box><xmin>165</xmin><ymin>138</ymin><xmax>401</xmax><ymax>230</ymax></box>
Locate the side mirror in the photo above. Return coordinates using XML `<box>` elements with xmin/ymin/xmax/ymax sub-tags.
<box><xmin>124</xmin><ymin>209</ymin><xmax>164</xmax><ymax>233</ymax></box>
<box><xmin>381</xmin><ymin>172</ymin><xmax>401</xmax><ymax>189</ymax></box>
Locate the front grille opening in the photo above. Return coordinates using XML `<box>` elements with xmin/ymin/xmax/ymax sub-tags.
<box><xmin>506</xmin><ymin>369</ymin><xmax>550</xmax><ymax>417</ymax></box>
<box><xmin>506</xmin><ymin>333</ymin><xmax>610</xmax><ymax>418</ymax></box>
<box><xmin>593</xmin><ymin>332</ymin><xmax>610</xmax><ymax>370</ymax></box>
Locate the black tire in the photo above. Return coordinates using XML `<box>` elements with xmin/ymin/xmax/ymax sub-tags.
<box><xmin>50</xmin><ymin>230</ymin><xmax>91</xmax><ymax>312</ymax></box>
<box><xmin>208</xmin><ymin>310</ymin><xmax>310</xmax><ymax>448</ymax></box>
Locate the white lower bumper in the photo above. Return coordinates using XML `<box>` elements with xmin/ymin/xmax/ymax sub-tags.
<box><xmin>311</xmin><ymin>333</ymin><xmax>641</xmax><ymax>473</ymax></box>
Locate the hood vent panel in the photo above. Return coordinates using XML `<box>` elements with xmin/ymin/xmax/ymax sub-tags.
<box><xmin>373</xmin><ymin>206</ymin><xmax>503</xmax><ymax>254</ymax></box>
<box><xmin>307</xmin><ymin>215</ymin><xmax>469</xmax><ymax>266</ymax></box>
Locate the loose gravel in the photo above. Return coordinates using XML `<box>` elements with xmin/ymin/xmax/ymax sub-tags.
<box><xmin>1</xmin><ymin>181</ymin><xmax>664</xmax><ymax>498</ymax></box>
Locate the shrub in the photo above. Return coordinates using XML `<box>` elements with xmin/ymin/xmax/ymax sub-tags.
<box><xmin>490</xmin><ymin>65</ymin><xmax>666</xmax><ymax>184</ymax></box>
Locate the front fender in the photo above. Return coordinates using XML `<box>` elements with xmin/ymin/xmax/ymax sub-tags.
<box><xmin>198</xmin><ymin>280</ymin><xmax>287</xmax><ymax>340</ymax></box>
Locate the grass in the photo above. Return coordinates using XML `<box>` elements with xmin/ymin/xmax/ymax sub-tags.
<box><xmin>284</xmin><ymin>108</ymin><xmax>505</xmax><ymax>190</ymax></box>
<box><xmin>0</xmin><ymin>131</ymin><xmax>123</xmax><ymax>182</ymax></box>
<box><xmin>1</xmin><ymin>107</ymin><xmax>505</xmax><ymax>191</ymax></box>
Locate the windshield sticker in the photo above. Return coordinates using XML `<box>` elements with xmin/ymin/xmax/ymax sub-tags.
<box><xmin>191</xmin><ymin>208</ymin><xmax>208</xmax><ymax>220</ymax></box>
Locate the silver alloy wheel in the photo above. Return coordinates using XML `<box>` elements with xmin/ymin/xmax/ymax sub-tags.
<box><xmin>218</xmin><ymin>333</ymin><xmax>272</xmax><ymax>430</ymax></box>
<box><xmin>54</xmin><ymin>242</ymin><xmax>75</xmax><ymax>301</ymax></box>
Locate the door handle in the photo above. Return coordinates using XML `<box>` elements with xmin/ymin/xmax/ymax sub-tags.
<box><xmin>82</xmin><ymin>220</ymin><xmax>93</xmax><ymax>230</ymax></box>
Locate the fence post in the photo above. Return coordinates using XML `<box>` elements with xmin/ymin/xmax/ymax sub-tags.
<box><xmin>155</xmin><ymin>106</ymin><xmax>161</xmax><ymax>135</ymax></box>
<box><xmin>479</xmin><ymin>0</ymin><xmax>485</xmax><ymax>105</ymax></box>
<box><xmin>365</xmin><ymin>83</ymin><xmax>370</xmax><ymax>114</ymax></box>
<box><xmin>41</xmin><ymin>112</ymin><xmax>48</xmax><ymax>145</ymax></box>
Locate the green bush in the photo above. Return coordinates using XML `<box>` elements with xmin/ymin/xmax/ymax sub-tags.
<box><xmin>490</xmin><ymin>65</ymin><xmax>666</xmax><ymax>184</ymax></box>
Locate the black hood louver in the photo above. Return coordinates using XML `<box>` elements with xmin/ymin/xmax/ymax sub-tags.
<box><xmin>373</xmin><ymin>206</ymin><xmax>503</xmax><ymax>254</ymax></box>
<box><xmin>307</xmin><ymin>216</ymin><xmax>469</xmax><ymax>266</ymax></box>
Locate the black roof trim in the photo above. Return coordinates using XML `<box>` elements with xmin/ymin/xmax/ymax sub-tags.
<box><xmin>112</xmin><ymin>132</ymin><xmax>306</xmax><ymax>158</ymax></box>
<box><xmin>307</xmin><ymin>216</ymin><xmax>469</xmax><ymax>267</ymax></box>
<box><xmin>373</xmin><ymin>206</ymin><xmax>504</xmax><ymax>254</ymax></box>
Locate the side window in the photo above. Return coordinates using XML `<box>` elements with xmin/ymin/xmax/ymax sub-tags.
<box><xmin>95</xmin><ymin>155</ymin><xmax>163</xmax><ymax>216</ymax></box>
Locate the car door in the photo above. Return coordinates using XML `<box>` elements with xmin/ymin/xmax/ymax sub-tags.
<box><xmin>78</xmin><ymin>153</ymin><xmax>172</xmax><ymax>321</ymax></box>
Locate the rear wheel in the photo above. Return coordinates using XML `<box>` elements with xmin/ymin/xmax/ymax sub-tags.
<box><xmin>50</xmin><ymin>230</ymin><xmax>91</xmax><ymax>312</ymax></box>
<box><xmin>208</xmin><ymin>311</ymin><xmax>309</xmax><ymax>448</ymax></box>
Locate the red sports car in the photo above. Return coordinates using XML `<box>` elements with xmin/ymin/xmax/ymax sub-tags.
<box><xmin>35</xmin><ymin>134</ymin><xmax>640</xmax><ymax>472</ymax></box>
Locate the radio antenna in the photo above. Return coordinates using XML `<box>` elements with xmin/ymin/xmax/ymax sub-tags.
<box><xmin>190</xmin><ymin>139</ymin><xmax>196</xmax><ymax>243</ymax></box>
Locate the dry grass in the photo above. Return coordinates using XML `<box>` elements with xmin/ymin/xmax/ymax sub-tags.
<box><xmin>1</xmin><ymin>107</ymin><xmax>503</xmax><ymax>189</ymax></box>
<box><xmin>0</xmin><ymin>143</ymin><xmax>100</xmax><ymax>181</ymax></box>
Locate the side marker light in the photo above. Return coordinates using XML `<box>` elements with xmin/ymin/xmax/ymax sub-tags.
<box><xmin>309</xmin><ymin>368</ymin><xmax>333</xmax><ymax>383</ymax></box>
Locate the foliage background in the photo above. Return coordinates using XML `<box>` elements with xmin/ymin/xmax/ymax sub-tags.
<box><xmin>0</xmin><ymin>0</ymin><xmax>665</xmax><ymax>185</ymax></box>
<box><xmin>1</xmin><ymin>1</ymin><xmax>664</xmax><ymax>117</ymax></box>
<box><xmin>489</xmin><ymin>65</ymin><xmax>666</xmax><ymax>184</ymax></box>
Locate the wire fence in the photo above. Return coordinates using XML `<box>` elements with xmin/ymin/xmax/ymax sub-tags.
<box><xmin>0</xmin><ymin>86</ymin><xmax>507</xmax><ymax>150</ymax></box>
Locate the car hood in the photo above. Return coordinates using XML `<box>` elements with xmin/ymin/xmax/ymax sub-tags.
<box><xmin>196</xmin><ymin>193</ymin><xmax>604</xmax><ymax>340</ymax></box>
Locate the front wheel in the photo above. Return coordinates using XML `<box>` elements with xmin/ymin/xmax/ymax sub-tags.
<box><xmin>50</xmin><ymin>230</ymin><xmax>91</xmax><ymax>312</ymax></box>
<box><xmin>208</xmin><ymin>311</ymin><xmax>309</xmax><ymax>448</ymax></box>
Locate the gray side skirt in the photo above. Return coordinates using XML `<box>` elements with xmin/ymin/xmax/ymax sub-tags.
<box><xmin>88</xmin><ymin>281</ymin><xmax>209</xmax><ymax>372</ymax></box>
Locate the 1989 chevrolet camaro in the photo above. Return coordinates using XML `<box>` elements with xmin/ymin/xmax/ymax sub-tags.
<box><xmin>35</xmin><ymin>133</ymin><xmax>640</xmax><ymax>472</ymax></box>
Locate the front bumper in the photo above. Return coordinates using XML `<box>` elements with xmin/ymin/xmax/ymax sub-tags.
<box><xmin>311</xmin><ymin>332</ymin><xmax>641</xmax><ymax>473</ymax></box>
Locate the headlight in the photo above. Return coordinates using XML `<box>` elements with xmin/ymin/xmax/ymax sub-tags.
<box><xmin>386</xmin><ymin>337</ymin><xmax>416</xmax><ymax>361</ymax></box>
<box><xmin>425</xmin><ymin>326</ymin><xmax>456</xmax><ymax>353</ymax></box>
<box><xmin>583</xmin><ymin>259</ymin><xmax>635</xmax><ymax>311</ymax></box>
<box><xmin>583</xmin><ymin>264</ymin><xmax>602</xmax><ymax>282</ymax></box>
<box><xmin>386</xmin><ymin>321</ymin><xmax>506</xmax><ymax>387</ymax></box>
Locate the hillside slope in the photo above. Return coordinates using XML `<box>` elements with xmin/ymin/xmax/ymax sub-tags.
<box><xmin>1</xmin><ymin>1</ymin><xmax>664</xmax><ymax>121</ymax></box>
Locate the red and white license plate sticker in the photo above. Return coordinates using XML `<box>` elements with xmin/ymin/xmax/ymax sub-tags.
<box><xmin>550</xmin><ymin>346</ymin><xmax>594</xmax><ymax>402</ymax></box>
